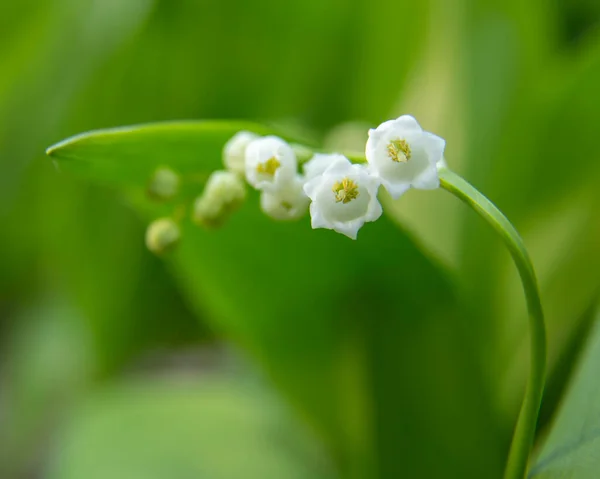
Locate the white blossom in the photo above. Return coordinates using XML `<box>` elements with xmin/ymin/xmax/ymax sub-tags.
<box><xmin>260</xmin><ymin>176</ymin><xmax>309</xmax><ymax>221</ymax></box>
<box><xmin>365</xmin><ymin>115</ymin><xmax>445</xmax><ymax>199</ymax></box>
<box><xmin>245</xmin><ymin>136</ymin><xmax>297</xmax><ymax>193</ymax></box>
<box><xmin>303</xmin><ymin>155</ymin><xmax>382</xmax><ymax>239</ymax></box>
<box><xmin>222</xmin><ymin>131</ymin><xmax>259</xmax><ymax>175</ymax></box>
<box><xmin>193</xmin><ymin>170</ymin><xmax>246</xmax><ymax>227</ymax></box>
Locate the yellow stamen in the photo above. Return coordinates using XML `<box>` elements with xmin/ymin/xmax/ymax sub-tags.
<box><xmin>387</xmin><ymin>139</ymin><xmax>411</xmax><ymax>163</ymax></box>
<box><xmin>332</xmin><ymin>177</ymin><xmax>360</xmax><ymax>204</ymax></box>
<box><xmin>256</xmin><ymin>156</ymin><xmax>281</xmax><ymax>175</ymax></box>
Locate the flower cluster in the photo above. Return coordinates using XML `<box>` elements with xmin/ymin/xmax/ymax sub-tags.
<box><xmin>219</xmin><ymin>115</ymin><xmax>445</xmax><ymax>239</ymax></box>
<box><xmin>145</xmin><ymin>115</ymin><xmax>445</xmax><ymax>252</ymax></box>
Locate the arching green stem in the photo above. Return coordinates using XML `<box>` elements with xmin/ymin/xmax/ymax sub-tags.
<box><xmin>299</xmin><ymin>147</ymin><xmax>543</xmax><ymax>478</ymax></box>
<box><xmin>438</xmin><ymin>167</ymin><xmax>546</xmax><ymax>479</ymax></box>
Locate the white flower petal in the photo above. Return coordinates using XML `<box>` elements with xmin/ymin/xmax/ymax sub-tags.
<box><xmin>260</xmin><ymin>176</ymin><xmax>309</xmax><ymax>221</ymax></box>
<box><xmin>332</xmin><ymin>219</ymin><xmax>364</xmax><ymax>239</ymax></box>
<box><xmin>390</xmin><ymin>115</ymin><xmax>423</xmax><ymax>132</ymax></box>
<box><xmin>412</xmin><ymin>166</ymin><xmax>440</xmax><ymax>190</ymax></box>
<box><xmin>304</xmin><ymin>153</ymin><xmax>339</xmax><ymax>180</ymax></box>
<box><xmin>303</xmin><ymin>176</ymin><xmax>321</xmax><ymax>199</ymax></box>
<box><xmin>309</xmin><ymin>203</ymin><xmax>329</xmax><ymax>229</ymax></box>
<box><xmin>364</xmin><ymin>196</ymin><xmax>383</xmax><ymax>222</ymax></box>
<box><xmin>322</xmin><ymin>155</ymin><xmax>354</xmax><ymax>175</ymax></box>
<box><xmin>422</xmin><ymin>132</ymin><xmax>446</xmax><ymax>166</ymax></box>
<box><xmin>380</xmin><ymin>179</ymin><xmax>410</xmax><ymax>199</ymax></box>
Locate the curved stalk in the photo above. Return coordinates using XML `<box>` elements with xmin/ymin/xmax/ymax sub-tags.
<box><xmin>438</xmin><ymin>167</ymin><xmax>546</xmax><ymax>479</ymax></box>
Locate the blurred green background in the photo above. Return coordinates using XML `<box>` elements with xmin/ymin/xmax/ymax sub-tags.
<box><xmin>1</xmin><ymin>0</ymin><xmax>599</xmax><ymax>478</ymax></box>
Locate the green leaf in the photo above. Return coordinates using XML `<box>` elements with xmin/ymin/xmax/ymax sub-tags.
<box><xmin>46</xmin><ymin>373</ymin><xmax>336</xmax><ymax>479</ymax></box>
<box><xmin>538</xmin><ymin>299</ymin><xmax>599</xmax><ymax>434</ymax></box>
<box><xmin>47</xmin><ymin>121</ymin><xmax>280</xmax><ymax>187</ymax></box>
<box><xmin>47</xmin><ymin>122</ymin><xmax>502</xmax><ymax>478</ymax></box>
<box><xmin>529</xmin><ymin>306</ymin><xmax>600</xmax><ymax>478</ymax></box>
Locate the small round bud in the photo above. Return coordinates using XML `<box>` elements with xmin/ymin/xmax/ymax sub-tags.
<box><xmin>145</xmin><ymin>218</ymin><xmax>180</xmax><ymax>254</ymax></box>
<box><xmin>147</xmin><ymin>166</ymin><xmax>180</xmax><ymax>200</ymax></box>
<box><xmin>223</xmin><ymin>131</ymin><xmax>259</xmax><ymax>175</ymax></box>
<box><xmin>260</xmin><ymin>176</ymin><xmax>309</xmax><ymax>221</ymax></box>
<box><xmin>193</xmin><ymin>170</ymin><xmax>247</xmax><ymax>228</ymax></box>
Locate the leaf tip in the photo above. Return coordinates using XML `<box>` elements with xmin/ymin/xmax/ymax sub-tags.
<box><xmin>45</xmin><ymin>144</ymin><xmax>59</xmax><ymax>157</ymax></box>
<box><xmin>46</xmin><ymin>137</ymin><xmax>72</xmax><ymax>158</ymax></box>
<box><xmin>45</xmin><ymin>130</ymin><xmax>93</xmax><ymax>159</ymax></box>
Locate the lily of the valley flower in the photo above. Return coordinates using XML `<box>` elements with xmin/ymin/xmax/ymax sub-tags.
<box><xmin>245</xmin><ymin>136</ymin><xmax>297</xmax><ymax>193</ymax></box>
<box><xmin>366</xmin><ymin>115</ymin><xmax>445</xmax><ymax>199</ymax></box>
<box><xmin>260</xmin><ymin>176</ymin><xmax>309</xmax><ymax>221</ymax></box>
<box><xmin>303</xmin><ymin>154</ymin><xmax>382</xmax><ymax>239</ymax></box>
<box><xmin>223</xmin><ymin>131</ymin><xmax>259</xmax><ymax>175</ymax></box>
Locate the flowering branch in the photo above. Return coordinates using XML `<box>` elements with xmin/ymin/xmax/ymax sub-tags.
<box><xmin>140</xmin><ymin>115</ymin><xmax>546</xmax><ymax>479</ymax></box>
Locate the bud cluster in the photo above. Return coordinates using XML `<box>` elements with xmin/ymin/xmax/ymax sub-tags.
<box><xmin>145</xmin><ymin>115</ymin><xmax>446</xmax><ymax>252</ymax></box>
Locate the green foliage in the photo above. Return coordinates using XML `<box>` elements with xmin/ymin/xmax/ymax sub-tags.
<box><xmin>0</xmin><ymin>295</ymin><xmax>92</xmax><ymax>478</ymax></box>
<box><xmin>530</xmin><ymin>308</ymin><xmax>600</xmax><ymax>478</ymax></box>
<box><xmin>47</xmin><ymin>122</ymin><xmax>501</xmax><ymax>478</ymax></box>
<box><xmin>2</xmin><ymin>0</ymin><xmax>600</xmax><ymax>478</ymax></box>
<box><xmin>46</xmin><ymin>373</ymin><xmax>336</xmax><ymax>479</ymax></box>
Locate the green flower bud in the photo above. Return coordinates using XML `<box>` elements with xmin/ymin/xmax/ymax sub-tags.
<box><xmin>147</xmin><ymin>166</ymin><xmax>180</xmax><ymax>200</ymax></box>
<box><xmin>193</xmin><ymin>170</ymin><xmax>246</xmax><ymax>228</ymax></box>
<box><xmin>145</xmin><ymin>218</ymin><xmax>180</xmax><ymax>254</ymax></box>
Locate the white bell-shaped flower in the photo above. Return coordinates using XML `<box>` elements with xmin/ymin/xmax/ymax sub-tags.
<box><xmin>245</xmin><ymin>136</ymin><xmax>297</xmax><ymax>193</ymax></box>
<box><xmin>260</xmin><ymin>176</ymin><xmax>309</xmax><ymax>221</ymax></box>
<box><xmin>365</xmin><ymin>115</ymin><xmax>445</xmax><ymax>199</ymax></box>
<box><xmin>222</xmin><ymin>131</ymin><xmax>259</xmax><ymax>175</ymax></box>
<box><xmin>303</xmin><ymin>155</ymin><xmax>382</xmax><ymax>239</ymax></box>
